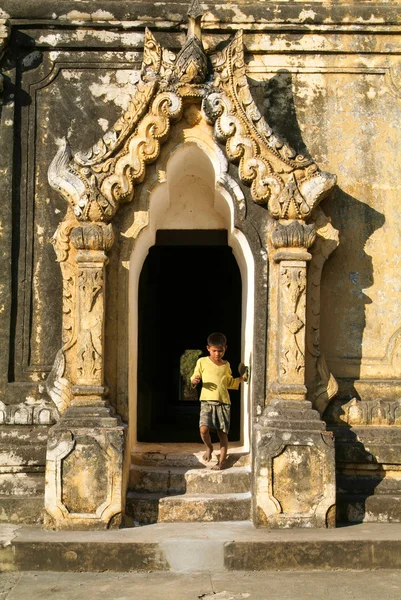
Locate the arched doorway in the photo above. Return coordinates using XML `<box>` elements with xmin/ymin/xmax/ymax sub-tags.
<box><xmin>128</xmin><ymin>141</ymin><xmax>254</xmax><ymax>452</ymax></box>
<box><xmin>137</xmin><ymin>230</ymin><xmax>242</xmax><ymax>442</ymax></box>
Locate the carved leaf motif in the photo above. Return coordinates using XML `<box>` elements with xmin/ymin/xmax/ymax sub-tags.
<box><xmin>173</xmin><ymin>36</ymin><xmax>208</xmax><ymax>84</ymax></box>
<box><xmin>141</xmin><ymin>28</ymin><xmax>163</xmax><ymax>82</ymax></box>
<box><xmin>0</xmin><ymin>19</ymin><xmax>9</xmax><ymax>64</ymax></box>
<box><xmin>77</xmin><ymin>330</ymin><xmax>102</xmax><ymax>382</ymax></box>
<box><xmin>313</xmin><ymin>354</ymin><xmax>339</xmax><ymax>416</ymax></box>
<box><xmin>78</xmin><ymin>269</ymin><xmax>103</xmax><ymax>314</ymax></box>
<box><xmin>52</xmin><ymin>219</ymin><xmax>76</xmax><ymax>263</ymax></box>
<box><xmin>46</xmin><ymin>349</ymin><xmax>72</xmax><ymax>416</ymax></box>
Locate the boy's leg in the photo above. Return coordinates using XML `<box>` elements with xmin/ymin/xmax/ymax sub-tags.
<box><xmin>199</xmin><ymin>425</ymin><xmax>213</xmax><ymax>462</ymax></box>
<box><xmin>212</xmin><ymin>430</ymin><xmax>228</xmax><ymax>470</ymax></box>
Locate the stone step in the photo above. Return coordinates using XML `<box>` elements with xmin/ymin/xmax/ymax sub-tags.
<box><xmin>131</xmin><ymin>449</ymin><xmax>250</xmax><ymax>469</ymax></box>
<box><xmin>128</xmin><ymin>464</ymin><xmax>251</xmax><ymax>495</ymax></box>
<box><xmin>126</xmin><ymin>491</ymin><xmax>252</xmax><ymax>524</ymax></box>
<box><xmin>5</xmin><ymin>522</ymin><xmax>401</xmax><ymax>572</ymax></box>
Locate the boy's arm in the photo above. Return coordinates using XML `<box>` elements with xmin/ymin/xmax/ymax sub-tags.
<box><xmin>191</xmin><ymin>360</ymin><xmax>202</xmax><ymax>386</ymax></box>
<box><xmin>226</xmin><ymin>365</ymin><xmax>242</xmax><ymax>390</ymax></box>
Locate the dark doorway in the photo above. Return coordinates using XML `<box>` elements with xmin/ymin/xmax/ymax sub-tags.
<box><xmin>137</xmin><ymin>230</ymin><xmax>242</xmax><ymax>443</ymax></box>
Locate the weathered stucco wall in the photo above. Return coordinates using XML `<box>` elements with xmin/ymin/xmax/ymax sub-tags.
<box><xmin>0</xmin><ymin>0</ymin><xmax>401</xmax><ymax>524</ymax></box>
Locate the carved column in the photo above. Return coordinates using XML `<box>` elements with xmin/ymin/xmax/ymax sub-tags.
<box><xmin>44</xmin><ymin>223</ymin><xmax>125</xmax><ymax>530</ymax></box>
<box><xmin>254</xmin><ymin>220</ymin><xmax>336</xmax><ymax>528</ymax></box>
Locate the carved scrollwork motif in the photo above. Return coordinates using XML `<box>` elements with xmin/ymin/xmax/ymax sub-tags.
<box><xmin>75</xmin><ymin>80</ymin><xmax>158</xmax><ymax>167</ymax></box>
<box><xmin>101</xmin><ymin>91</ymin><xmax>183</xmax><ymax>205</ymax></box>
<box><xmin>46</xmin><ymin>349</ymin><xmax>72</xmax><ymax>416</ymax></box>
<box><xmin>52</xmin><ymin>219</ymin><xmax>76</xmax><ymax>263</ymax></box>
<box><xmin>141</xmin><ymin>28</ymin><xmax>176</xmax><ymax>85</ymax></box>
<box><xmin>207</xmin><ymin>31</ymin><xmax>336</xmax><ymax>219</ymax></box>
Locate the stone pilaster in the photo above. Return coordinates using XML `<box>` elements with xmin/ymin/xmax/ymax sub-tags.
<box><xmin>254</xmin><ymin>220</ymin><xmax>336</xmax><ymax>528</ymax></box>
<box><xmin>44</xmin><ymin>223</ymin><xmax>126</xmax><ymax>530</ymax></box>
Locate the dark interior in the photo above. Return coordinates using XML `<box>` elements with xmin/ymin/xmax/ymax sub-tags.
<box><xmin>137</xmin><ymin>230</ymin><xmax>242</xmax><ymax>443</ymax></box>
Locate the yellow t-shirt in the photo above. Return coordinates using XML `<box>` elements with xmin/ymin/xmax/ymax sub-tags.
<box><xmin>191</xmin><ymin>357</ymin><xmax>240</xmax><ymax>404</ymax></box>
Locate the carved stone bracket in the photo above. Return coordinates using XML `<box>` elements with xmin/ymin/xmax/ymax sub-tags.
<box><xmin>306</xmin><ymin>208</ymin><xmax>340</xmax><ymax>415</ymax></box>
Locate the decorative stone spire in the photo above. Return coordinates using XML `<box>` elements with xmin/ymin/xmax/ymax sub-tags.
<box><xmin>172</xmin><ymin>0</ymin><xmax>207</xmax><ymax>84</ymax></box>
<box><xmin>187</xmin><ymin>0</ymin><xmax>204</xmax><ymax>40</ymax></box>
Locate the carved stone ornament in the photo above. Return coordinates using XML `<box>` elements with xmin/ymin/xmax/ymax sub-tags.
<box><xmin>0</xmin><ymin>18</ymin><xmax>10</xmax><ymax>94</ymax></box>
<box><xmin>272</xmin><ymin>220</ymin><xmax>317</xmax><ymax>250</ymax></box>
<box><xmin>0</xmin><ymin>19</ymin><xmax>8</xmax><ymax>61</ymax></box>
<box><xmin>46</xmin><ymin>2</ymin><xmax>338</xmax><ymax>417</ymax></box>
<box><xmin>43</xmin><ymin>1</ymin><xmax>340</xmax><ymax>531</ymax></box>
<box><xmin>48</xmin><ymin>11</ymin><xmax>335</xmax><ymax>227</ymax></box>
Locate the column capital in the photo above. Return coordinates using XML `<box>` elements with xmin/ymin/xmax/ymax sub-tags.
<box><xmin>70</xmin><ymin>222</ymin><xmax>115</xmax><ymax>253</ymax></box>
<box><xmin>270</xmin><ymin>219</ymin><xmax>316</xmax><ymax>262</ymax></box>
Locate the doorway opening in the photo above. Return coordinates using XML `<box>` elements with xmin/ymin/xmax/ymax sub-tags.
<box><xmin>137</xmin><ymin>229</ymin><xmax>242</xmax><ymax>443</ymax></box>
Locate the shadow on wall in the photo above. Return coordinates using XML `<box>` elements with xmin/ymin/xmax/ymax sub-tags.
<box><xmin>250</xmin><ymin>69</ymin><xmax>386</xmax><ymax>524</ymax></box>
<box><xmin>250</xmin><ymin>68</ymin><xmax>385</xmax><ymax>402</ymax></box>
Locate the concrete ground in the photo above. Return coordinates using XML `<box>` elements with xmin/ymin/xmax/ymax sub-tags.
<box><xmin>1</xmin><ymin>570</ymin><xmax>401</xmax><ymax>600</ymax></box>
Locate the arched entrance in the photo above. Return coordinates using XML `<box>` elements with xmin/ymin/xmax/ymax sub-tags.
<box><xmin>128</xmin><ymin>141</ymin><xmax>255</xmax><ymax>452</ymax></box>
<box><xmin>44</xmin><ymin>9</ymin><xmax>337</xmax><ymax>529</ymax></box>
<box><xmin>137</xmin><ymin>230</ymin><xmax>242</xmax><ymax>443</ymax></box>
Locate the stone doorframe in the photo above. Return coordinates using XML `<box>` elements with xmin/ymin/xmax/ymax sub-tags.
<box><xmin>45</xmin><ymin>1</ymin><xmax>339</xmax><ymax>529</ymax></box>
<box><xmin>121</xmin><ymin>139</ymin><xmax>255</xmax><ymax>451</ymax></box>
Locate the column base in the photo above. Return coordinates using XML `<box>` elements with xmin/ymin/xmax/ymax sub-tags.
<box><xmin>254</xmin><ymin>399</ymin><xmax>336</xmax><ymax>528</ymax></box>
<box><xmin>44</xmin><ymin>405</ymin><xmax>126</xmax><ymax>530</ymax></box>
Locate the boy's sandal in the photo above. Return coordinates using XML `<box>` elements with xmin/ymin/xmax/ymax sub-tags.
<box><xmin>238</xmin><ymin>362</ymin><xmax>250</xmax><ymax>383</ymax></box>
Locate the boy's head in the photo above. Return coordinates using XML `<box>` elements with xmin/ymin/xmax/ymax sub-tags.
<box><xmin>207</xmin><ymin>332</ymin><xmax>227</xmax><ymax>347</ymax></box>
<box><xmin>206</xmin><ymin>332</ymin><xmax>227</xmax><ymax>361</ymax></box>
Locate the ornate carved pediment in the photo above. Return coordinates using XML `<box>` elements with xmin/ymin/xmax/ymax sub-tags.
<box><xmin>48</xmin><ymin>3</ymin><xmax>335</xmax><ymax>227</ymax></box>
<box><xmin>205</xmin><ymin>30</ymin><xmax>336</xmax><ymax>220</ymax></box>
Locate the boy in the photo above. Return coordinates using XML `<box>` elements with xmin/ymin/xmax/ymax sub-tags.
<box><xmin>191</xmin><ymin>332</ymin><xmax>245</xmax><ymax>470</ymax></box>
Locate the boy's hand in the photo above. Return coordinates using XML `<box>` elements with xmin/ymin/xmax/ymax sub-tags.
<box><xmin>191</xmin><ymin>375</ymin><xmax>201</xmax><ymax>385</ymax></box>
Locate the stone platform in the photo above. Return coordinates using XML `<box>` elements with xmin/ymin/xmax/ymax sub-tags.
<box><xmin>2</xmin><ymin>522</ymin><xmax>401</xmax><ymax>573</ymax></box>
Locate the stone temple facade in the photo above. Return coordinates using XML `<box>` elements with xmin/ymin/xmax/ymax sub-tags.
<box><xmin>0</xmin><ymin>0</ymin><xmax>400</xmax><ymax>530</ymax></box>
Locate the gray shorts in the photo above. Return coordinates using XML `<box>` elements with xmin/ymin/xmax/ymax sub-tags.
<box><xmin>199</xmin><ymin>401</ymin><xmax>230</xmax><ymax>434</ymax></box>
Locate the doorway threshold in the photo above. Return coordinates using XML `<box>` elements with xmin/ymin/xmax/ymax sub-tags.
<box><xmin>131</xmin><ymin>441</ymin><xmax>250</xmax><ymax>469</ymax></box>
<box><xmin>132</xmin><ymin>441</ymin><xmax>249</xmax><ymax>456</ymax></box>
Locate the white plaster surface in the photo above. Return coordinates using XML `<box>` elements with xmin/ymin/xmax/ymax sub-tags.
<box><xmin>128</xmin><ymin>138</ymin><xmax>254</xmax><ymax>451</ymax></box>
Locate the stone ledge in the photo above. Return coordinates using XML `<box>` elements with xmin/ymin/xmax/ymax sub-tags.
<box><xmin>5</xmin><ymin>522</ymin><xmax>401</xmax><ymax>572</ymax></box>
<box><xmin>3</xmin><ymin>1</ymin><xmax>401</xmax><ymax>28</ymax></box>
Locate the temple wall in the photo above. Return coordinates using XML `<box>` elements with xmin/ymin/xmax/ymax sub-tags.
<box><xmin>0</xmin><ymin>0</ymin><xmax>400</xmax><ymax>524</ymax></box>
